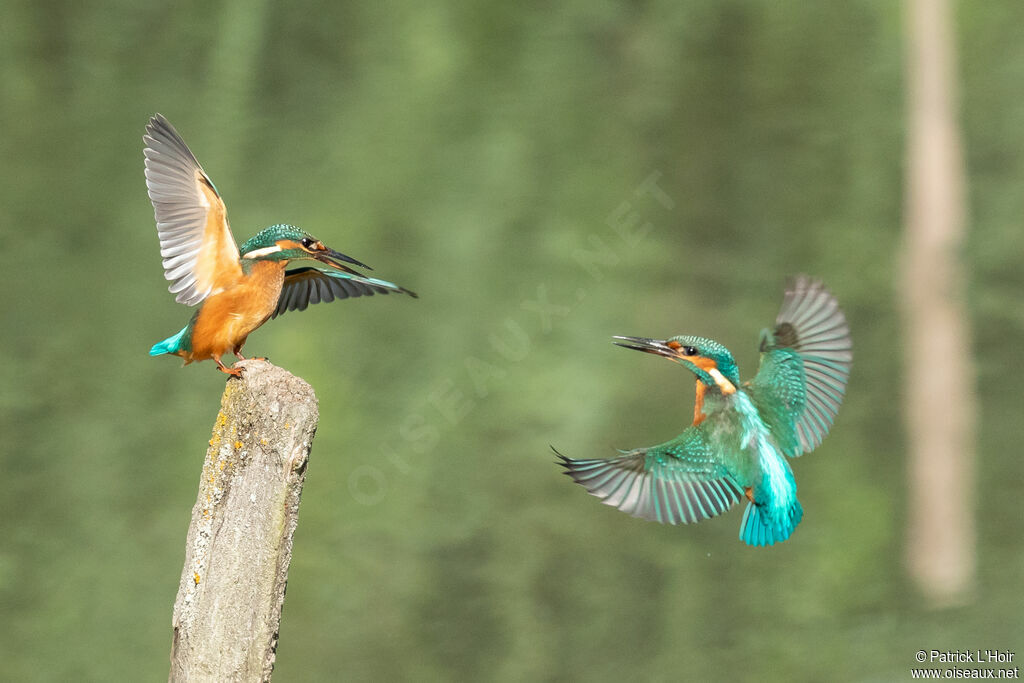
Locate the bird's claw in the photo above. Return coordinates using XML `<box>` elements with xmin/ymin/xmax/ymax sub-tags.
<box><xmin>215</xmin><ymin>359</ymin><xmax>244</xmax><ymax>377</ymax></box>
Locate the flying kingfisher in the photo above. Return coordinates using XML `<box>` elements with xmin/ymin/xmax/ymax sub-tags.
<box><xmin>557</xmin><ymin>277</ymin><xmax>851</xmax><ymax>546</ymax></box>
<box><xmin>144</xmin><ymin>114</ymin><xmax>416</xmax><ymax>376</ymax></box>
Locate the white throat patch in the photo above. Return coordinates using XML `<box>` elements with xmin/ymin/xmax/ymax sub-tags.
<box><xmin>242</xmin><ymin>244</ymin><xmax>282</xmax><ymax>259</ymax></box>
<box><xmin>707</xmin><ymin>367</ymin><xmax>737</xmax><ymax>395</ymax></box>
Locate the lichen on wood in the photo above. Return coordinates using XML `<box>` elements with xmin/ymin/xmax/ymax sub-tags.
<box><xmin>169</xmin><ymin>360</ymin><xmax>318</xmax><ymax>682</ymax></box>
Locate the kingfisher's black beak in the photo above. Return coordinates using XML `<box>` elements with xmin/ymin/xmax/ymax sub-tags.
<box><xmin>612</xmin><ymin>336</ymin><xmax>680</xmax><ymax>359</ymax></box>
<box><xmin>317</xmin><ymin>248</ymin><xmax>373</xmax><ymax>271</ymax></box>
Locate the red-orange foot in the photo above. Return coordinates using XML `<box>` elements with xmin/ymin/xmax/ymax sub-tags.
<box><xmin>215</xmin><ymin>359</ymin><xmax>243</xmax><ymax>377</ymax></box>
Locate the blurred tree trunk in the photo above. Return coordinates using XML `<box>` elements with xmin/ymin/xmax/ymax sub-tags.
<box><xmin>169</xmin><ymin>360</ymin><xmax>318</xmax><ymax>681</ymax></box>
<box><xmin>902</xmin><ymin>0</ymin><xmax>975</xmax><ymax>606</ymax></box>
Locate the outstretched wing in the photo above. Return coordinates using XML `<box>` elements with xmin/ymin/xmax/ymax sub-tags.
<box><xmin>144</xmin><ymin>114</ymin><xmax>241</xmax><ymax>306</ymax></box>
<box><xmin>750</xmin><ymin>276</ymin><xmax>852</xmax><ymax>456</ymax></box>
<box><xmin>556</xmin><ymin>429</ymin><xmax>744</xmax><ymax>525</ymax></box>
<box><xmin>273</xmin><ymin>267</ymin><xmax>416</xmax><ymax>319</ymax></box>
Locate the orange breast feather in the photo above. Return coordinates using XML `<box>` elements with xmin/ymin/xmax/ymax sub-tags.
<box><xmin>188</xmin><ymin>261</ymin><xmax>286</xmax><ymax>362</ymax></box>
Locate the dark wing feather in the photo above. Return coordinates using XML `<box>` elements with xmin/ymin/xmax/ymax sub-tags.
<box><xmin>273</xmin><ymin>267</ymin><xmax>415</xmax><ymax>319</ymax></box>
<box><xmin>555</xmin><ymin>429</ymin><xmax>743</xmax><ymax>525</ymax></box>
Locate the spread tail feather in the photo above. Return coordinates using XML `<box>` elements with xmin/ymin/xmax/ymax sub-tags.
<box><xmin>739</xmin><ymin>499</ymin><xmax>803</xmax><ymax>547</ymax></box>
<box><xmin>149</xmin><ymin>325</ymin><xmax>189</xmax><ymax>356</ymax></box>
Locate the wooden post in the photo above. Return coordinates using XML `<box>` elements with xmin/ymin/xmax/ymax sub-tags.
<box><xmin>169</xmin><ymin>360</ymin><xmax>318</xmax><ymax>682</ymax></box>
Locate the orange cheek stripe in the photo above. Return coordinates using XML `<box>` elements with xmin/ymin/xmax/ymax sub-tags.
<box><xmin>687</xmin><ymin>355</ymin><xmax>736</xmax><ymax>395</ymax></box>
<box><xmin>689</xmin><ymin>356</ymin><xmax>718</xmax><ymax>372</ymax></box>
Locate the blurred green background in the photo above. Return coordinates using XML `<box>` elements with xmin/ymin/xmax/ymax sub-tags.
<box><xmin>2</xmin><ymin>1</ymin><xmax>1022</xmax><ymax>680</ymax></box>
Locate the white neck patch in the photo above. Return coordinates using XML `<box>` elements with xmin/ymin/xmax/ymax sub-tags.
<box><xmin>242</xmin><ymin>244</ymin><xmax>282</xmax><ymax>259</ymax></box>
<box><xmin>707</xmin><ymin>367</ymin><xmax>737</xmax><ymax>395</ymax></box>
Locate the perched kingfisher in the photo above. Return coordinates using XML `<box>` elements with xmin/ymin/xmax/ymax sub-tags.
<box><xmin>144</xmin><ymin>114</ymin><xmax>416</xmax><ymax>375</ymax></box>
<box><xmin>557</xmin><ymin>277</ymin><xmax>851</xmax><ymax>546</ymax></box>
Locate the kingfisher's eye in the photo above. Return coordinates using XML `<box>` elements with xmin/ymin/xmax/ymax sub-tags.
<box><xmin>301</xmin><ymin>237</ymin><xmax>314</xmax><ymax>248</ymax></box>
<box><xmin>682</xmin><ymin>346</ymin><xmax>698</xmax><ymax>356</ymax></box>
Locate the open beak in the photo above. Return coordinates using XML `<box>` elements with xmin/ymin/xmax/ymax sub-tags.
<box><xmin>316</xmin><ymin>248</ymin><xmax>373</xmax><ymax>271</ymax></box>
<box><xmin>612</xmin><ymin>336</ymin><xmax>680</xmax><ymax>359</ymax></box>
